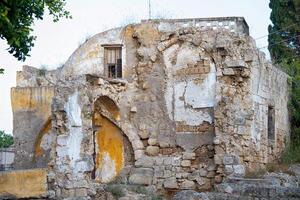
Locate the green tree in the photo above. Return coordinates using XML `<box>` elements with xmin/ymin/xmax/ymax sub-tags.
<box><xmin>269</xmin><ymin>0</ymin><xmax>300</xmax><ymax>163</ymax></box>
<box><xmin>0</xmin><ymin>130</ymin><xmax>13</xmax><ymax>148</ymax></box>
<box><xmin>0</xmin><ymin>0</ymin><xmax>71</xmax><ymax>61</ymax></box>
<box><xmin>0</xmin><ymin>68</ymin><xmax>4</xmax><ymax>74</ymax></box>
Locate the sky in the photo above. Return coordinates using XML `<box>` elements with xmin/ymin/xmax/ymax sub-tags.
<box><xmin>0</xmin><ymin>0</ymin><xmax>271</xmax><ymax>134</ymax></box>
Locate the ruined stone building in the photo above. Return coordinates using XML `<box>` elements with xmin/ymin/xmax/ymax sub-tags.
<box><xmin>6</xmin><ymin>17</ymin><xmax>289</xmax><ymax>198</ymax></box>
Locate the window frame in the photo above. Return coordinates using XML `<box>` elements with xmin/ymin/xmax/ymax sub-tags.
<box><xmin>267</xmin><ymin>105</ymin><xmax>275</xmax><ymax>144</ymax></box>
<box><xmin>102</xmin><ymin>44</ymin><xmax>123</xmax><ymax>79</ymax></box>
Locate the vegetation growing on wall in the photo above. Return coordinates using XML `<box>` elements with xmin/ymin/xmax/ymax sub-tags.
<box><xmin>268</xmin><ymin>0</ymin><xmax>300</xmax><ymax>163</ymax></box>
<box><xmin>0</xmin><ymin>130</ymin><xmax>13</xmax><ymax>148</ymax></box>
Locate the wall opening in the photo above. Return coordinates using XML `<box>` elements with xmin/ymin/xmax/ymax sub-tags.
<box><xmin>103</xmin><ymin>45</ymin><xmax>122</xmax><ymax>78</ymax></box>
<box><xmin>92</xmin><ymin>96</ymin><xmax>133</xmax><ymax>183</ymax></box>
<box><xmin>268</xmin><ymin>106</ymin><xmax>275</xmax><ymax>142</ymax></box>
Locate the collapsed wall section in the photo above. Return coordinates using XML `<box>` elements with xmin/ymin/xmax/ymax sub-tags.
<box><xmin>249</xmin><ymin>54</ymin><xmax>289</xmax><ymax>170</ymax></box>
<box><xmin>212</xmin><ymin>35</ymin><xmax>289</xmax><ymax>178</ymax></box>
<box><xmin>11</xmin><ymin>87</ymin><xmax>55</xmax><ymax>169</ymax></box>
<box><xmin>10</xmin><ymin>18</ymin><xmax>290</xmax><ymax>199</ymax></box>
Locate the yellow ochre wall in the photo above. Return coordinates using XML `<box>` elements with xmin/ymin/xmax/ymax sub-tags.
<box><xmin>11</xmin><ymin>87</ymin><xmax>54</xmax><ymax>168</ymax></box>
<box><xmin>95</xmin><ymin>115</ymin><xmax>124</xmax><ymax>183</ymax></box>
<box><xmin>0</xmin><ymin>169</ymin><xmax>47</xmax><ymax>198</ymax></box>
<box><xmin>11</xmin><ymin>87</ymin><xmax>54</xmax><ymax>118</ymax></box>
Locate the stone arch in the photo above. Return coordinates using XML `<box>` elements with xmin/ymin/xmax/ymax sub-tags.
<box><xmin>34</xmin><ymin>117</ymin><xmax>51</xmax><ymax>156</ymax></box>
<box><xmin>94</xmin><ymin>96</ymin><xmax>120</xmax><ymax>121</ymax></box>
<box><xmin>92</xmin><ymin>94</ymin><xmax>144</xmax><ymax>154</ymax></box>
<box><xmin>92</xmin><ymin>95</ymin><xmax>141</xmax><ymax>183</ymax></box>
<box><xmin>33</xmin><ymin>117</ymin><xmax>52</xmax><ymax>167</ymax></box>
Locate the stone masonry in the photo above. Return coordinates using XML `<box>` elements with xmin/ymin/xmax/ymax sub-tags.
<box><xmin>10</xmin><ymin>17</ymin><xmax>289</xmax><ymax>199</ymax></box>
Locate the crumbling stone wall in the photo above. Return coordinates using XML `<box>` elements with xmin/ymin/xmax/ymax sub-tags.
<box><xmin>11</xmin><ymin>17</ymin><xmax>289</xmax><ymax>199</ymax></box>
<box><xmin>211</xmin><ymin>35</ymin><xmax>289</xmax><ymax>178</ymax></box>
<box><xmin>11</xmin><ymin>86</ymin><xmax>55</xmax><ymax>169</ymax></box>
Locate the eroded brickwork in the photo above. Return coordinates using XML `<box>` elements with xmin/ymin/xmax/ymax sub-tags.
<box><xmin>10</xmin><ymin>17</ymin><xmax>289</xmax><ymax>199</ymax></box>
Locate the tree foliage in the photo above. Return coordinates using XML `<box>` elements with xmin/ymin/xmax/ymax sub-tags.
<box><xmin>0</xmin><ymin>130</ymin><xmax>13</xmax><ymax>148</ymax></box>
<box><xmin>268</xmin><ymin>0</ymin><xmax>300</xmax><ymax>146</ymax></box>
<box><xmin>0</xmin><ymin>0</ymin><xmax>71</xmax><ymax>61</ymax></box>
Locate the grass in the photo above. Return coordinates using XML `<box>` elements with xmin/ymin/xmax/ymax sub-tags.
<box><xmin>265</xmin><ymin>163</ymin><xmax>295</xmax><ymax>176</ymax></box>
<box><xmin>151</xmin><ymin>195</ymin><xmax>164</xmax><ymax>200</ymax></box>
<box><xmin>38</xmin><ymin>65</ymin><xmax>48</xmax><ymax>76</ymax></box>
<box><xmin>133</xmin><ymin>186</ymin><xmax>148</xmax><ymax>195</ymax></box>
<box><xmin>282</xmin><ymin>139</ymin><xmax>300</xmax><ymax>164</ymax></box>
<box><xmin>105</xmin><ymin>184</ymin><xmax>125</xmax><ymax>198</ymax></box>
<box><xmin>244</xmin><ymin>168</ymin><xmax>266</xmax><ymax>179</ymax></box>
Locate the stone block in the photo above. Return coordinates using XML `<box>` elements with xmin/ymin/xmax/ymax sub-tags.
<box><xmin>134</xmin><ymin>150</ymin><xmax>144</xmax><ymax>160</ymax></box>
<box><xmin>163</xmin><ymin>157</ymin><xmax>173</xmax><ymax>165</ymax></box>
<box><xmin>207</xmin><ymin>163</ymin><xmax>216</xmax><ymax>171</ymax></box>
<box><xmin>176</xmin><ymin>133</ymin><xmax>213</xmax><ymax>151</ymax></box>
<box><xmin>213</xmin><ymin>137</ymin><xmax>221</xmax><ymax>145</ymax></box>
<box><xmin>155</xmin><ymin>157</ymin><xmax>164</xmax><ymax>165</ymax></box>
<box><xmin>164</xmin><ymin>177</ymin><xmax>178</xmax><ymax>189</ymax></box>
<box><xmin>196</xmin><ymin>177</ymin><xmax>206</xmax><ymax>186</ymax></box>
<box><xmin>181</xmin><ymin>160</ymin><xmax>191</xmax><ymax>167</ymax></box>
<box><xmin>129</xmin><ymin>168</ymin><xmax>153</xmax><ymax>185</ymax></box>
<box><xmin>181</xmin><ymin>180</ymin><xmax>196</xmax><ymax>189</ymax></box>
<box><xmin>223</xmin><ymin>154</ymin><xmax>240</xmax><ymax>165</ymax></box>
<box><xmin>187</xmin><ymin>171</ymin><xmax>198</xmax><ymax>180</ymax></box>
<box><xmin>207</xmin><ymin>171</ymin><xmax>215</xmax><ymax>178</ymax></box>
<box><xmin>130</xmin><ymin>106</ymin><xmax>137</xmax><ymax>113</ymax></box>
<box><xmin>75</xmin><ymin>188</ymin><xmax>87</xmax><ymax>197</ymax></box>
<box><xmin>224</xmin><ymin>165</ymin><xmax>233</xmax><ymax>174</ymax></box>
<box><xmin>0</xmin><ymin>169</ymin><xmax>47</xmax><ymax>199</ymax></box>
<box><xmin>224</xmin><ymin>185</ymin><xmax>233</xmax><ymax>194</ymax></box>
<box><xmin>215</xmin><ymin>175</ymin><xmax>223</xmax><ymax>184</ymax></box>
<box><xmin>172</xmin><ymin>157</ymin><xmax>181</xmax><ymax>166</ymax></box>
<box><xmin>244</xmin><ymin>54</ymin><xmax>253</xmax><ymax>62</ymax></box>
<box><xmin>233</xmin><ymin>165</ymin><xmax>245</xmax><ymax>177</ymax></box>
<box><xmin>173</xmin><ymin>190</ymin><xmax>209</xmax><ymax>200</ymax></box>
<box><xmin>158</xmin><ymin>134</ymin><xmax>175</xmax><ymax>148</ymax></box>
<box><xmin>164</xmin><ymin>170</ymin><xmax>172</xmax><ymax>178</ymax></box>
<box><xmin>132</xmin><ymin>140</ymin><xmax>144</xmax><ymax>150</ymax></box>
<box><xmin>154</xmin><ymin>166</ymin><xmax>164</xmax><ymax>178</ymax></box>
<box><xmin>146</xmin><ymin>146</ymin><xmax>160</xmax><ymax>156</ymax></box>
<box><xmin>182</xmin><ymin>152</ymin><xmax>196</xmax><ymax>160</ymax></box>
<box><xmin>214</xmin><ymin>155</ymin><xmax>223</xmax><ymax>165</ymax></box>
<box><xmin>199</xmin><ymin>168</ymin><xmax>208</xmax><ymax>177</ymax></box>
<box><xmin>135</xmin><ymin>156</ymin><xmax>155</xmax><ymax>168</ymax></box>
<box><xmin>138</xmin><ymin>130</ymin><xmax>149</xmax><ymax>139</ymax></box>
<box><xmin>225</xmin><ymin>60</ymin><xmax>245</xmax><ymax>68</ymax></box>
<box><xmin>223</xmin><ymin>68</ymin><xmax>235</xmax><ymax>76</ymax></box>
<box><xmin>148</xmin><ymin>138</ymin><xmax>158</xmax><ymax>146</ymax></box>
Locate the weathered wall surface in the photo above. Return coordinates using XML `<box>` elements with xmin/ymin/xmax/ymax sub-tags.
<box><xmin>212</xmin><ymin>35</ymin><xmax>289</xmax><ymax>178</ymax></box>
<box><xmin>11</xmin><ymin>17</ymin><xmax>289</xmax><ymax>199</ymax></box>
<box><xmin>48</xmin><ymin>76</ymin><xmax>139</xmax><ymax>198</ymax></box>
<box><xmin>11</xmin><ymin>87</ymin><xmax>55</xmax><ymax>169</ymax></box>
<box><xmin>16</xmin><ymin>65</ymin><xmax>58</xmax><ymax>87</ymax></box>
<box><xmin>0</xmin><ymin>168</ymin><xmax>47</xmax><ymax>199</ymax></box>
<box><xmin>60</xmin><ymin>28</ymin><xmax>129</xmax><ymax>78</ymax></box>
<box><xmin>249</xmin><ymin>55</ymin><xmax>289</xmax><ymax>170</ymax></box>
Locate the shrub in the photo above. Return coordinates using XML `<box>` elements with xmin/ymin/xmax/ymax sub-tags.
<box><xmin>151</xmin><ymin>195</ymin><xmax>164</xmax><ymax>200</ymax></box>
<box><xmin>282</xmin><ymin>138</ymin><xmax>300</xmax><ymax>164</ymax></box>
<box><xmin>0</xmin><ymin>130</ymin><xmax>13</xmax><ymax>148</ymax></box>
<box><xmin>38</xmin><ymin>65</ymin><xmax>48</xmax><ymax>76</ymax></box>
<box><xmin>105</xmin><ymin>184</ymin><xmax>125</xmax><ymax>198</ymax></box>
<box><xmin>133</xmin><ymin>186</ymin><xmax>148</xmax><ymax>195</ymax></box>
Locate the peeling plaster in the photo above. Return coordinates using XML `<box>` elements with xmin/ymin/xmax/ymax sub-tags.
<box><xmin>163</xmin><ymin>44</ymin><xmax>216</xmax><ymax>125</ymax></box>
<box><xmin>96</xmin><ymin>153</ymin><xmax>117</xmax><ymax>183</ymax></box>
<box><xmin>64</xmin><ymin>91</ymin><xmax>83</xmax><ymax>171</ymax></box>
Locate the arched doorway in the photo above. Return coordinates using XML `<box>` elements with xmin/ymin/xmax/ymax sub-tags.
<box><xmin>92</xmin><ymin>96</ymin><xmax>133</xmax><ymax>183</ymax></box>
